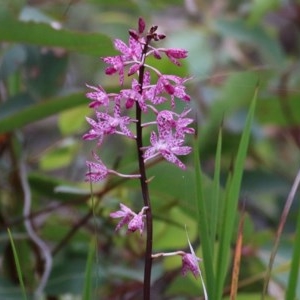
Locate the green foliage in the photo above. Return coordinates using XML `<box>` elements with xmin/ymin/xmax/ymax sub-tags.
<box><xmin>286</xmin><ymin>209</ymin><xmax>300</xmax><ymax>299</ymax></box>
<box><xmin>0</xmin><ymin>92</ymin><xmax>86</xmax><ymax>134</ymax></box>
<box><xmin>6</xmin><ymin>229</ymin><xmax>28</xmax><ymax>300</ymax></box>
<box><xmin>82</xmin><ymin>239</ymin><xmax>96</xmax><ymax>300</ymax></box>
<box><xmin>1</xmin><ymin>0</ymin><xmax>300</xmax><ymax>299</ymax></box>
<box><xmin>0</xmin><ymin>16</ymin><xmax>114</xmax><ymax>57</ymax></box>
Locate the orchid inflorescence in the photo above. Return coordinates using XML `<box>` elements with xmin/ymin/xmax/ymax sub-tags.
<box><xmin>83</xmin><ymin>17</ymin><xmax>194</xmax><ymax>175</ymax></box>
<box><xmin>83</xmin><ymin>17</ymin><xmax>203</xmax><ymax>292</ymax></box>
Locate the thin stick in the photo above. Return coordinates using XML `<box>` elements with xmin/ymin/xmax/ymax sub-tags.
<box><xmin>262</xmin><ymin>168</ymin><xmax>300</xmax><ymax>298</ymax></box>
<box><xmin>19</xmin><ymin>159</ymin><xmax>52</xmax><ymax>298</ymax></box>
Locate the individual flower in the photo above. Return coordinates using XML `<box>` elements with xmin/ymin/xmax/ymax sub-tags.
<box><xmin>156</xmin><ymin>109</ymin><xmax>195</xmax><ymax>140</ymax></box>
<box><xmin>128</xmin><ymin>213</ymin><xmax>145</xmax><ymax>235</ymax></box>
<box><xmin>102</xmin><ymin>55</ymin><xmax>125</xmax><ymax>84</ymax></box>
<box><xmin>114</xmin><ymin>37</ymin><xmax>143</xmax><ymax>62</ymax></box>
<box><xmin>110</xmin><ymin>203</ymin><xmax>135</xmax><ymax>232</ymax></box>
<box><xmin>102</xmin><ymin>36</ymin><xmax>143</xmax><ymax>85</ymax></box>
<box><xmin>147</xmin><ymin>74</ymin><xmax>190</xmax><ymax>108</ymax></box>
<box><xmin>96</xmin><ymin>98</ymin><xmax>136</xmax><ymax>137</ymax></box>
<box><xmin>85</xmin><ymin>152</ymin><xmax>109</xmax><ymax>182</ymax></box>
<box><xmin>82</xmin><ymin>116</ymin><xmax>107</xmax><ymax>145</ymax></box>
<box><xmin>85</xmin><ymin>152</ymin><xmax>141</xmax><ymax>182</ymax></box>
<box><xmin>85</xmin><ymin>84</ymin><xmax>110</xmax><ymax>109</ymax></box>
<box><xmin>143</xmin><ymin>131</ymin><xmax>192</xmax><ymax>169</ymax></box>
<box><xmin>119</xmin><ymin>71</ymin><xmax>151</xmax><ymax>112</ymax></box>
<box><xmin>172</xmin><ymin>109</ymin><xmax>195</xmax><ymax>139</ymax></box>
<box><xmin>110</xmin><ymin>204</ymin><xmax>148</xmax><ymax>235</ymax></box>
<box><xmin>83</xmin><ymin>98</ymin><xmax>136</xmax><ymax>145</ymax></box>
<box><xmin>181</xmin><ymin>252</ymin><xmax>201</xmax><ymax>278</ymax></box>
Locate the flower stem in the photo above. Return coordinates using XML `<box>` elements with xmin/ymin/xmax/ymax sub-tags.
<box><xmin>136</xmin><ymin>39</ymin><xmax>153</xmax><ymax>300</ymax></box>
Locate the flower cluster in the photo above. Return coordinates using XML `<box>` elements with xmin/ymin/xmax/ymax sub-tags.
<box><xmin>83</xmin><ymin>17</ymin><xmax>194</xmax><ymax>182</ymax></box>
<box><xmin>83</xmin><ymin>17</ymin><xmax>200</xmax><ymax>282</ymax></box>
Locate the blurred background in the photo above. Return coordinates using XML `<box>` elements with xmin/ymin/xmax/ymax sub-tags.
<box><xmin>0</xmin><ymin>0</ymin><xmax>300</xmax><ymax>299</ymax></box>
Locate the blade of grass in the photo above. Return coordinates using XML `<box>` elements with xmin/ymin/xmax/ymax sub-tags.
<box><xmin>215</xmin><ymin>85</ymin><xmax>258</xmax><ymax>300</ymax></box>
<box><xmin>285</xmin><ymin>196</ymin><xmax>300</xmax><ymax>299</ymax></box>
<box><xmin>210</xmin><ymin>127</ymin><xmax>223</xmax><ymax>256</ymax></box>
<box><xmin>82</xmin><ymin>238</ymin><xmax>96</xmax><ymax>300</ymax></box>
<box><xmin>194</xmin><ymin>129</ymin><xmax>215</xmax><ymax>298</ymax></box>
<box><xmin>7</xmin><ymin>228</ymin><xmax>28</xmax><ymax>300</ymax></box>
<box><xmin>82</xmin><ymin>167</ymin><xmax>98</xmax><ymax>300</ymax></box>
<box><xmin>286</xmin><ymin>203</ymin><xmax>300</xmax><ymax>300</ymax></box>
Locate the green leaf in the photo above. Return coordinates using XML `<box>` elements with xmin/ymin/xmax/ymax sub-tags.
<box><xmin>210</xmin><ymin>128</ymin><xmax>223</xmax><ymax>258</ymax></box>
<box><xmin>6</xmin><ymin>229</ymin><xmax>28</xmax><ymax>300</ymax></box>
<box><xmin>0</xmin><ymin>45</ymin><xmax>27</xmax><ymax>80</ymax></box>
<box><xmin>82</xmin><ymin>239</ymin><xmax>96</xmax><ymax>300</ymax></box>
<box><xmin>165</xmin><ymin>273</ymin><xmax>201</xmax><ymax>297</ymax></box>
<box><xmin>142</xmin><ymin>162</ymin><xmax>215</xmax><ymax>220</ymax></box>
<box><xmin>199</xmin><ymin>70</ymin><xmax>269</xmax><ymax>151</ymax></box>
<box><xmin>0</xmin><ymin>16</ymin><xmax>114</xmax><ymax>56</ymax></box>
<box><xmin>25</xmin><ymin>47</ymin><xmax>69</xmax><ymax>98</ymax></box>
<box><xmin>215</xmin><ymin>86</ymin><xmax>258</xmax><ymax>299</ymax></box>
<box><xmin>29</xmin><ymin>172</ymin><xmax>87</xmax><ymax>202</ymax></box>
<box><xmin>45</xmin><ymin>252</ymin><xmax>88</xmax><ymax>295</ymax></box>
<box><xmin>286</xmin><ymin>205</ymin><xmax>300</xmax><ymax>300</ymax></box>
<box><xmin>153</xmin><ymin>207</ymin><xmax>197</xmax><ymax>250</ymax></box>
<box><xmin>39</xmin><ymin>139</ymin><xmax>77</xmax><ymax>170</ymax></box>
<box><xmin>58</xmin><ymin>104</ymin><xmax>90</xmax><ymax>135</ymax></box>
<box><xmin>0</xmin><ymin>277</ymin><xmax>30</xmax><ymax>300</ymax></box>
<box><xmin>256</xmin><ymin>95</ymin><xmax>300</xmax><ymax>125</ymax></box>
<box><xmin>0</xmin><ymin>92</ymin><xmax>86</xmax><ymax>134</ymax></box>
<box><xmin>194</xmin><ymin>130</ymin><xmax>215</xmax><ymax>297</ymax></box>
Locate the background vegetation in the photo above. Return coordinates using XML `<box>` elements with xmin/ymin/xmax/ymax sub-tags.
<box><xmin>0</xmin><ymin>0</ymin><xmax>300</xmax><ymax>299</ymax></box>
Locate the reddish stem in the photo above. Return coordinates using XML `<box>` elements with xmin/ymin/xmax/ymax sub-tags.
<box><xmin>135</xmin><ymin>38</ymin><xmax>153</xmax><ymax>300</ymax></box>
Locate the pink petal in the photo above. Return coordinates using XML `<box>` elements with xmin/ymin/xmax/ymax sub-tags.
<box><xmin>114</xmin><ymin>39</ymin><xmax>130</xmax><ymax>55</ymax></box>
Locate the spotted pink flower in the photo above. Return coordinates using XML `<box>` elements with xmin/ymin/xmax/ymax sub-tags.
<box><xmin>181</xmin><ymin>228</ymin><xmax>204</xmax><ymax>284</ymax></box>
<box><xmin>85</xmin><ymin>153</ymin><xmax>109</xmax><ymax>182</ymax></box>
<box><xmin>85</xmin><ymin>84</ymin><xmax>110</xmax><ymax>108</ymax></box>
<box><xmin>143</xmin><ymin>131</ymin><xmax>192</xmax><ymax>169</ymax></box>
<box><xmin>102</xmin><ymin>55</ymin><xmax>125</xmax><ymax>84</ymax></box>
<box><xmin>128</xmin><ymin>213</ymin><xmax>145</xmax><ymax>235</ymax></box>
<box><xmin>181</xmin><ymin>252</ymin><xmax>201</xmax><ymax>278</ymax></box>
<box><xmin>95</xmin><ymin>99</ymin><xmax>136</xmax><ymax>137</ymax></box>
<box><xmin>83</xmin><ymin>98</ymin><xmax>136</xmax><ymax>145</ymax></box>
<box><xmin>119</xmin><ymin>71</ymin><xmax>151</xmax><ymax>112</ymax></box>
<box><xmin>110</xmin><ymin>203</ymin><xmax>148</xmax><ymax>235</ymax></box>
<box><xmin>85</xmin><ymin>152</ymin><xmax>141</xmax><ymax>182</ymax></box>
<box><xmin>110</xmin><ymin>203</ymin><xmax>135</xmax><ymax>232</ymax></box>
<box><xmin>156</xmin><ymin>109</ymin><xmax>194</xmax><ymax>140</ymax></box>
<box><xmin>148</xmin><ymin>75</ymin><xmax>190</xmax><ymax>108</ymax></box>
<box><xmin>102</xmin><ymin>36</ymin><xmax>143</xmax><ymax>85</ymax></box>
